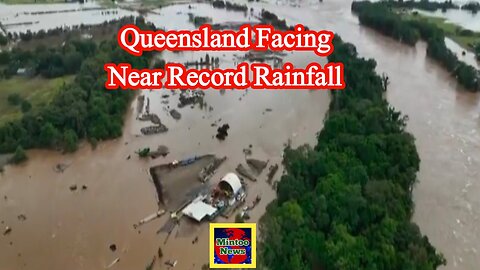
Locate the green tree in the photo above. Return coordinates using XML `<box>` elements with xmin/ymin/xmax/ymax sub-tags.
<box><xmin>0</xmin><ymin>34</ymin><xmax>7</xmax><ymax>46</ymax></box>
<box><xmin>7</xmin><ymin>93</ymin><xmax>23</xmax><ymax>106</ymax></box>
<box><xmin>63</xmin><ymin>129</ymin><xmax>78</xmax><ymax>152</ymax></box>
<box><xmin>10</xmin><ymin>145</ymin><xmax>27</xmax><ymax>164</ymax></box>
<box><xmin>21</xmin><ymin>100</ymin><xmax>32</xmax><ymax>113</ymax></box>
<box><xmin>39</xmin><ymin>122</ymin><xmax>61</xmax><ymax>147</ymax></box>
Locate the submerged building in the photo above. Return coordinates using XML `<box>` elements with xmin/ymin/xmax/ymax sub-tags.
<box><xmin>182</xmin><ymin>173</ymin><xmax>246</xmax><ymax>222</ymax></box>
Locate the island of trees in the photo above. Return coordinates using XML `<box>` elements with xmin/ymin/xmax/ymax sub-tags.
<box><xmin>260</xmin><ymin>35</ymin><xmax>445</xmax><ymax>269</ymax></box>
<box><xmin>352</xmin><ymin>1</ymin><xmax>480</xmax><ymax>92</ymax></box>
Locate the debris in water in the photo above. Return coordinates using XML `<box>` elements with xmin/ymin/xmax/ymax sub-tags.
<box><xmin>150</xmin><ymin>145</ymin><xmax>170</xmax><ymax>159</ymax></box>
<box><xmin>69</xmin><ymin>185</ymin><xmax>77</xmax><ymax>191</ymax></box>
<box><xmin>133</xmin><ymin>210</ymin><xmax>166</xmax><ymax>229</ymax></box>
<box><xmin>146</xmin><ymin>256</ymin><xmax>156</xmax><ymax>270</ymax></box>
<box><xmin>106</xmin><ymin>258</ymin><xmax>120</xmax><ymax>269</ymax></box>
<box><xmin>141</xmin><ymin>125</ymin><xmax>168</xmax><ymax>135</ymax></box>
<box><xmin>246</xmin><ymin>158</ymin><xmax>268</xmax><ymax>174</ymax></box>
<box><xmin>267</xmin><ymin>164</ymin><xmax>279</xmax><ymax>184</ymax></box>
<box><xmin>236</xmin><ymin>164</ymin><xmax>256</xmax><ymax>182</ymax></box>
<box><xmin>54</xmin><ymin>163</ymin><xmax>70</xmax><ymax>173</ymax></box>
<box><xmin>17</xmin><ymin>215</ymin><xmax>26</xmax><ymax>221</ymax></box>
<box><xmin>109</xmin><ymin>244</ymin><xmax>117</xmax><ymax>252</ymax></box>
<box><xmin>243</xmin><ymin>148</ymin><xmax>252</xmax><ymax>156</ymax></box>
<box><xmin>82</xmin><ymin>185</ymin><xmax>88</xmax><ymax>190</ymax></box>
<box><xmin>265</xmin><ymin>108</ymin><xmax>272</xmax><ymax>112</ymax></box>
<box><xmin>158</xmin><ymin>247</ymin><xmax>163</xmax><ymax>258</ymax></box>
<box><xmin>3</xmin><ymin>226</ymin><xmax>11</xmax><ymax>235</ymax></box>
<box><xmin>165</xmin><ymin>260</ymin><xmax>178</xmax><ymax>267</ymax></box>
<box><xmin>198</xmin><ymin>156</ymin><xmax>227</xmax><ymax>182</ymax></box>
<box><xmin>169</xmin><ymin>109</ymin><xmax>182</xmax><ymax>120</ymax></box>
<box><xmin>138</xmin><ymin>113</ymin><xmax>161</xmax><ymax>125</ymax></box>
<box><xmin>216</xmin><ymin>124</ymin><xmax>230</xmax><ymax>140</ymax></box>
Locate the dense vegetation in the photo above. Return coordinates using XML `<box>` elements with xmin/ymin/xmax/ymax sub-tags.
<box><xmin>0</xmin><ymin>34</ymin><xmax>7</xmax><ymax>46</ymax></box>
<box><xmin>0</xmin><ymin>39</ymin><xmax>96</xmax><ymax>79</ymax></box>
<box><xmin>389</xmin><ymin>0</ymin><xmax>458</xmax><ymax>12</ymax></box>
<box><xmin>260</xmin><ymin>36</ymin><xmax>446</xmax><ymax>269</ymax></box>
<box><xmin>352</xmin><ymin>1</ymin><xmax>480</xmax><ymax>91</ymax></box>
<box><xmin>384</xmin><ymin>0</ymin><xmax>479</xmax><ymax>13</ymax></box>
<box><xmin>0</xmin><ymin>16</ymin><xmax>154</xmax><ymax>154</ymax></box>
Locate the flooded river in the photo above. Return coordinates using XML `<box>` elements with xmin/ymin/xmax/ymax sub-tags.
<box><xmin>1</xmin><ymin>0</ymin><xmax>480</xmax><ymax>269</ymax></box>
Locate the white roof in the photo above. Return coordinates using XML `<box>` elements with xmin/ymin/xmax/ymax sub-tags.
<box><xmin>182</xmin><ymin>200</ymin><xmax>217</xmax><ymax>222</ymax></box>
<box><xmin>220</xmin><ymin>173</ymin><xmax>242</xmax><ymax>194</ymax></box>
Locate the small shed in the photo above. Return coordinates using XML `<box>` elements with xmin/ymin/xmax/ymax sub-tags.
<box><xmin>182</xmin><ymin>200</ymin><xmax>217</xmax><ymax>222</ymax></box>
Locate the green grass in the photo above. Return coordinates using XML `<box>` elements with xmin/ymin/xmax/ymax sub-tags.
<box><xmin>0</xmin><ymin>75</ymin><xmax>73</xmax><ymax>125</ymax></box>
<box><xmin>402</xmin><ymin>12</ymin><xmax>480</xmax><ymax>51</ymax></box>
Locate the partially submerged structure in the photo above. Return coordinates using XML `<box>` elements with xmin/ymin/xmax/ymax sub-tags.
<box><xmin>182</xmin><ymin>173</ymin><xmax>247</xmax><ymax>222</ymax></box>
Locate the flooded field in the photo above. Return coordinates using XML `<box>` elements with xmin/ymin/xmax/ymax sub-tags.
<box><xmin>1</xmin><ymin>0</ymin><xmax>480</xmax><ymax>269</ymax></box>
<box><xmin>0</xmin><ymin>1</ymin><xmax>136</xmax><ymax>33</ymax></box>
<box><xmin>0</xmin><ymin>3</ymin><xmax>330</xmax><ymax>269</ymax></box>
<box><xmin>417</xmin><ymin>8</ymin><xmax>480</xmax><ymax>32</ymax></box>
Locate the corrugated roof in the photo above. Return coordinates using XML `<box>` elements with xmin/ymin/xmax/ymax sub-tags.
<box><xmin>220</xmin><ymin>173</ymin><xmax>242</xmax><ymax>194</ymax></box>
<box><xmin>182</xmin><ymin>200</ymin><xmax>217</xmax><ymax>222</ymax></box>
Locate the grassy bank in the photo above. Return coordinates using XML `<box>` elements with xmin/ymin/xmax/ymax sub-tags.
<box><xmin>0</xmin><ymin>75</ymin><xmax>73</xmax><ymax>125</ymax></box>
<box><xmin>402</xmin><ymin>12</ymin><xmax>480</xmax><ymax>52</ymax></box>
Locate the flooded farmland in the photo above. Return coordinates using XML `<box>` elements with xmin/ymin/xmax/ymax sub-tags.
<box><xmin>1</xmin><ymin>0</ymin><xmax>480</xmax><ymax>269</ymax></box>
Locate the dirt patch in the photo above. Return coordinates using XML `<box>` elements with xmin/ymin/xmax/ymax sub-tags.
<box><xmin>149</xmin><ymin>155</ymin><xmax>216</xmax><ymax>211</ymax></box>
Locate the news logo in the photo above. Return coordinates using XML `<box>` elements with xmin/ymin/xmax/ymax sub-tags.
<box><xmin>209</xmin><ymin>223</ymin><xmax>256</xmax><ymax>268</ymax></box>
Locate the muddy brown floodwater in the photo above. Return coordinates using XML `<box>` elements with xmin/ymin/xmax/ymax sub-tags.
<box><xmin>243</xmin><ymin>0</ymin><xmax>480</xmax><ymax>268</ymax></box>
<box><xmin>1</xmin><ymin>0</ymin><xmax>479</xmax><ymax>269</ymax></box>
<box><xmin>0</xmin><ymin>4</ymin><xmax>330</xmax><ymax>270</ymax></box>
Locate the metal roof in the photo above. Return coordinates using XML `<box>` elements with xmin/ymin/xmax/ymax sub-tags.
<box><xmin>220</xmin><ymin>173</ymin><xmax>242</xmax><ymax>194</ymax></box>
<box><xmin>182</xmin><ymin>200</ymin><xmax>217</xmax><ymax>222</ymax></box>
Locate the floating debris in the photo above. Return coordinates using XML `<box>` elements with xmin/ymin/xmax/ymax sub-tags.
<box><xmin>165</xmin><ymin>260</ymin><xmax>177</xmax><ymax>267</ymax></box>
<box><xmin>236</xmin><ymin>164</ymin><xmax>256</xmax><ymax>182</ymax></box>
<box><xmin>243</xmin><ymin>148</ymin><xmax>252</xmax><ymax>155</ymax></box>
<box><xmin>178</xmin><ymin>90</ymin><xmax>204</xmax><ymax>108</ymax></box>
<box><xmin>216</xmin><ymin>124</ymin><xmax>230</xmax><ymax>140</ymax></box>
<box><xmin>146</xmin><ymin>256</ymin><xmax>156</xmax><ymax>270</ymax></box>
<box><xmin>106</xmin><ymin>258</ymin><xmax>120</xmax><ymax>269</ymax></box>
<box><xmin>141</xmin><ymin>125</ymin><xmax>168</xmax><ymax>135</ymax></box>
<box><xmin>150</xmin><ymin>145</ymin><xmax>170</xmax><ymax>158</ymax></box>
<box><xmin>267</xmin><ymin>164</ymin><xmax>279</xmax><ymax>184</ymax></box>
<box><xmin>17</xmin><ymin>215</ymin><xmax>26</xmax><ymax>221</ymax></box>
<box><xmin>133</xmin><ymin>210</ymin><xmax>166</xmax><ymax>229</ymax></box>
<box><xmin>138</xmin><ymin>113</ymin><xmax>161</xmax><ymax>125</ymax></box>
<box><xmin>3</xmin><ymin>226</ymin><xmax>11</xmax><ymax>235</ymax></box>
<box><xmin>54</xmin><ymin>163</ymin><xmax>69</xmax><ymax>173</ymax></box>
<box><xmin>109</xmin><ymin>244</ymin><xmax>117</xmax><ymax>252</ymax></box>
<box><xmin>69</xmin><ymin>185</ymin><xmax>77</xmax><ymax>191</ymax></box>
<box><xmin>137</xmin><ymin>95</ymin><xmax>145</xmax><ymax>115</ymax></box>
<box><xmin>198</xmin><ymin>156</ymin><xmax>227</xmax><ymax>182</ymax></box>
<box><xmin>170</xmin><ymin>109</ymin><xmax>182</xmax><ymax>120</ymax></box>
<box><xmin>246</xmin><ymin>158</ymin><xmax>268</xmax><ymax>174</ymax></box>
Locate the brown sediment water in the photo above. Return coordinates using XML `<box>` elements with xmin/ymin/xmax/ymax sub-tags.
<box><xmin>0</xmin><ymin>5</ymin><xmax>329</xmax><ymax>269</ymax></box>
<box><xmin>1</xmin><ymin>0</ymin><xmax>480</xmax><ymax>269</ymax></box>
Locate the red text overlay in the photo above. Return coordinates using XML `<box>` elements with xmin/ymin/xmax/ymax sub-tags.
<box><xmin>105</xmin><ymin>24</ymin><xmax>346</xmax><ymax>90</ymax></box>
